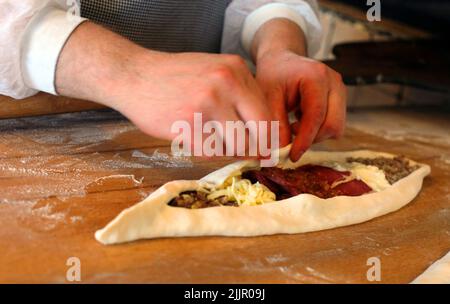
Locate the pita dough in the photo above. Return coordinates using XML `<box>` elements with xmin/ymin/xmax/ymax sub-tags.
<box><xmin>95</xmin><ymin>146</ymin><xmax>430</xmax><ymax>245</ymax></box>
<box><xmin>412</xmin><ymin>251</ymin><xmax>450</xmax><ymax>284</ymax></box>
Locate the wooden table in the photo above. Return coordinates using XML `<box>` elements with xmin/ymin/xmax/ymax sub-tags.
<box><xmin>0</xmin><ymin>108</ymin><xmax>449</xmax><ymax>283</ymax></box>
<box><xmin>0</xmin><ymin>93</ymin><xmax>104</xmax><ymax>119</ymax></box>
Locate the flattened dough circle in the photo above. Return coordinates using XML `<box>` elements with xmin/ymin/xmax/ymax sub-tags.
<box><xmin>95</xmin><ymin>147</ymin><xmax>430</xmax><ymax>245</ymax></box>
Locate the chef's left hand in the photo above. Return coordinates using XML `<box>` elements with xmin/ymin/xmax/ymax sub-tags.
<box><xmin>253</xmin><ymin>19</ymin><xmax>347</xmax><ymax>162</ymax></box>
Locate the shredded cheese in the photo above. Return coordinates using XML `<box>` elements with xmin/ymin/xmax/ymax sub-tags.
<box><xmin>207</xmin><ymin>176</ymin><xmax>275</xmax><ymax>206</ymax></box>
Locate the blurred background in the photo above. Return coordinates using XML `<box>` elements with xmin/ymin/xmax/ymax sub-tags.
<box><xmin>316</xmin><ymin>0</ymin><xmax>450</xmax><ymax>109</ymax></box>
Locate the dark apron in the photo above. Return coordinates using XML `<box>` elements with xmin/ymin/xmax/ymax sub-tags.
<box><xmin>81</xmin><ymin>0</ymin><xmax>232</xmax><ymax>53</ymax></box>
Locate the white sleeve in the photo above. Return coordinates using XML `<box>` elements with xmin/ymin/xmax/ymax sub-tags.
<box><xmin>221</xmin><ymin>0</ymin><xmax>322</xmax><ymax>61</ymax></box>
<box><xmin>0</xmin><ymin>0</ymin><xmax>87</xmax><ymax>99</ymax></box>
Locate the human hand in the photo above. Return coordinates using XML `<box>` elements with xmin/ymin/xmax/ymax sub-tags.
<box><xmin>252</xmin><ymin>18</ymin><xmax>347</xmax><ymax>161</ymax></box>
<box><xmin>56</xmin><ymin>22</ymin><xmax>273</xmax><ymax>156</ymax></box>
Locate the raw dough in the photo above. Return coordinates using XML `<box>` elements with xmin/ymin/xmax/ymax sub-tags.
<box><xmin>411</xmin><ymin>251</ymin><xmax>450</xmax><ymax>284</ymax></box>
<box><xmin>95</xmin><ymin>146</ymin><xmax>430</xmax><ymax>245</ymax></box>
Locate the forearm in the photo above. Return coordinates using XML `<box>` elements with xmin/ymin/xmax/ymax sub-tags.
<box><xmin>55</xmin><ymin>22</ymin><xmax>159</xmax><ymax>108</ymax></box>
<box><xmin>250</xmin><ymin>18</ymin><xmax>308</xmax><ymax>62</ymax></box>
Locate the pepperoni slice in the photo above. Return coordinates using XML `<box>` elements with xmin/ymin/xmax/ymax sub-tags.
<box><xmin>243</xmin><ymin>165</ymin><xmax>372</xmax><ymax>199</ymax></box>
<box><xmin>332</xmin><ymin>179</ymin><xmax>373</xmax><ymax>197</ymax></box>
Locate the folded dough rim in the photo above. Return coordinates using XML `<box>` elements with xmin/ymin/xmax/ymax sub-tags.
<box><xmin>95</xmin><ymin>148</ymin><xmax>431</xmax><ymax>245</ymax></box>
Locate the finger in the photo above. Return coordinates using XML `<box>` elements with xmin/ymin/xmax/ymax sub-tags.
<box><xmin>219</xmin><ymin>56</ymin><xmax>278</xmax><ymax>157</ymax></box>
<box><xmin>265</xmin><ymin>86</ymin><xmax>290</xmax><ymax>149</ymax></box>
<box><xmin>233</xmin><ymin>86</ymin><xmax>273</xmax><ymax>157</ymax></box>
<box><xmin>290</xmin><ymin>79</ymin><xmax>329</xmax><ymax>161</ymax></box>
<box><xmin>314</xmin><ymin>76</ymin><xmax>347</xmax><ymax>143</ymax></box>
<box><xmin>208</xmin><ymin>106</ymin><xmax>245</xmax><ymax>156</ymax></box>
<box><xmin>210</xmin><ymin>59</ymin><xmax>271</xmax><ymax>156</ymax></box>
<box><xmin>290</xmin><ymin>121</ymin><xmax>300</xmax><ymax>134</ymax></box>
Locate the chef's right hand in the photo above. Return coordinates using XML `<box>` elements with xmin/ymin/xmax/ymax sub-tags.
<box><xmin>56</xmin><ymin>22</ymin><xmax>274</xmax><ymax>156</ymax></box>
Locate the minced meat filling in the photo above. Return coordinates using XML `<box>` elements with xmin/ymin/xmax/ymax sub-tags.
<box><xmin>346</xmin><ymin>156</ymin><xmax>419</xmax><ymax>184</ymax></box>
<box><xmin>169</xmin><ymin>191</ymin><xmax>237</xmax><ymax>209</ymax></box>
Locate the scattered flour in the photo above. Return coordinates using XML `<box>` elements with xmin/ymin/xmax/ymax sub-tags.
<box><xmin>0</xmin><ymin>111</ymin><xmax>194</xmax><ymax>232</ymax></box>
<box><xmin>131</xmin><ymin>149</ymin><xmax>193</xmax><ymax>168</ymax></box>
<box><xmin>92</xmin><ymin>174</ymin><xmax>144</xmax><ymax>186</ymax></box>
<box><xmin>265</xmin><ymin>254</ymin><xmax>289</xmax><ymax>264</ymax></box>
<box><xmin>70</xmin><ymin>216</ymin><xmax>83</xmax><ymax>224</ymax></box>
<box><xmin>305</xmin><ymin>266</ymin><xmax>335</xmax><ymax>282</ymax></box>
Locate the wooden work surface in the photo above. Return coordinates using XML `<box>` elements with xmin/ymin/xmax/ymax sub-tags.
<box><xmin>0</xmin><ymin>93</ymin><xmax>104</xmax><ymax>119</ymax></box>
<box><xmin>0</xmin><ymin>107</ymin><xmax>449</xmax><ymax>283</ymax></box>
